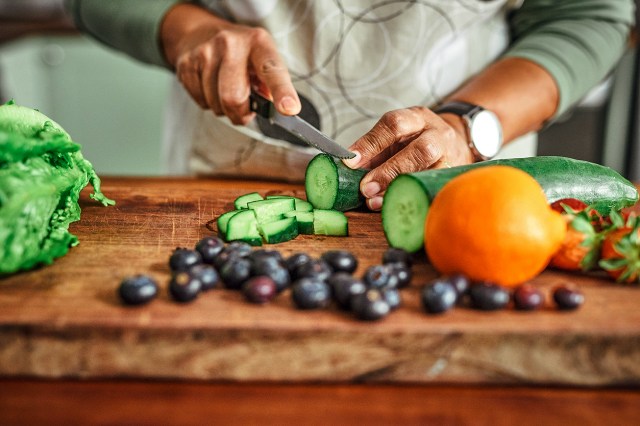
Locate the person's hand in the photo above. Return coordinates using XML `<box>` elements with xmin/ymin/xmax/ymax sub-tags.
<box><xmin>161</xmin><ymin>3</ymin><xmax>300</xmax><ymax>124</ymax></box>
<box><xmin>342</xmin><ymin>107</ymin><xmax>475</xmax><ymax>210</ymax></box>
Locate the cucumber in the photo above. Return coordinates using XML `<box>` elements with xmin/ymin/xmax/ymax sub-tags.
<box><xmin>382</xmin><ymin>156</ymin><xmax>639</xmax><ymax>253</ymax></box>
<box><xmin>260</xmin><ymin>217</ymin><xmax>299</xmax><ymax>244</ymax></box>
<box><xmin>225</xmin><ymin>209</ymin><xmax>262</xmax><ymax>246</ymax></box>
<box><xmin>267</xmin><ymin>195</ymin><xmax>313</xmax><ymax>212</ymax></box>
<box><xmin>217</xmin><ymin>190</ymin><xmax>351</xmax><ymax>244</ymax></box>
<box><xmin>234</xmin><ymin>192</ymin><xmax>263</xmax><ymax>209</ymax></box>
<box><xmin>305</xmin><ymin>154</ymin><xmax>368</xmax><ymax>211</ymax></box>
<box><xmin>382</xmin><ymin>175</ymin><xmax>430</xmax><ymax>253</ymax></box>
<box><xmin>248</xmin><ymin>198</ymin><xmax>295</xmax><ymax>223</ymax></box>
<box><xmin>285</xmin><ymin>210</ymin><xmax>314</xmax><ymax>234</ymax></box>
<box><xmin>313</xmin><ymin>209</ymin><xmax>348</xmax><ymax>236</ymax></box>
<box><xmin>216</xmin><ymin>209</ymin><xmax>241</xmax><ymax>239</ymax></box>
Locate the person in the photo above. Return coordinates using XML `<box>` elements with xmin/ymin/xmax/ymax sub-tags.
<box><xmin>65</xmin><ymin>0</ymin><xmax>635</xmax><ymax>210</ymax></box>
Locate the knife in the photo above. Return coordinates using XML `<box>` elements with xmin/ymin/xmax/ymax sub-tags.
<box><xmin>249</xmin><ymin>91</ymin><xmax>356</xmax><ymax>159</ymax></box>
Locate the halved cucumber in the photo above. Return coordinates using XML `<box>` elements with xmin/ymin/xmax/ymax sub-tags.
<box><xmin>234</xmin><ymin>192</ymin><xmax>264</xmax><ymax>209</ymax></box>
<box><xmin>305</xmin><ymin>154</ymin><xmax>367</xmax><ymax>211</ymax></box>
<box><xmin>259</xmin><ymin>217</ymin><xmax>299</xmax><ymax>244</ymax></box>
<box><xmin>381</xmin><ymin>156</ymin><xmax>640</xmax><ymax>253</ymax></box>
<box><xmin>225</xmin><ymin>209</ymin><xmax>262</xmax><ymax>246</ymax></box>
<box><xmin>248</xmin><ymin>198</ymin><xmax>296</xmax><ymax>223</ymax></box>
<box><xmin>381</xmin><ymin>175</ymin><xmax>430</xmax><ymax>253</ymax></box>
<box><xmin>285</xmin><ymin>210</ymin><xmax>314</xmax><ymax>234</ymax></box>
<box><xmin>313</xmin><ymin>209</ymin><xmax>348</xmax><ymax>236</ymax></box>
<box><xmin>216</xmin><ymin>209</ymin><xmax>242</xmax><ymax>239</ymax></box>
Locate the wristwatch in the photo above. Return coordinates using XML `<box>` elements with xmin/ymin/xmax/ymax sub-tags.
<box><xmin>435</xmin><ymin>101</ymin><xmax>503</xmax><ymax>161</ymax></box>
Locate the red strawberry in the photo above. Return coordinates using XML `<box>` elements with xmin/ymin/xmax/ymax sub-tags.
<box><xmin>550</xmin><ymin>198</ymin><xmax>588</xmax><ymax>214</ymax></box>
<box><xmin>599</xmin><ymin>214</ymin><xmax>640</xmax><ymax>283</ymax></box>
<box><xmin>550</xmin><ymin>209</ymin><xmax>602</xmax><ymax>272</ymax></box>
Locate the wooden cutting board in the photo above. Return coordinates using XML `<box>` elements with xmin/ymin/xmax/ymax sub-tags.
<box><xmin>1</xmin><ymin>177</ymin><xmax>639</xmax><ymax>386</ymax></box>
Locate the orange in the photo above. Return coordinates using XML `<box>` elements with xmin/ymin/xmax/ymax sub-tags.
<box><xmin>424</xmin><ymin>165</ymin><xmax>566</xmax><ymax>287</ymax></box>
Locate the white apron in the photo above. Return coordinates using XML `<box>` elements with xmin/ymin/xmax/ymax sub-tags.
<box><xmin>163</xmin><ymin>0</ymin><xmax>533</xmax><ymax>180</ymax></box>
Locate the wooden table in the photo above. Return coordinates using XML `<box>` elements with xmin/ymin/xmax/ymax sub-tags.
<box><xmin>1</xmin><ymin>177</ymin><xmax>639</xmax><ymax>425</ymax></box>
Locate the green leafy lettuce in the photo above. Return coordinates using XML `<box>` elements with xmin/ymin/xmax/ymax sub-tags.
<box><xmin>0</xmin><ymin>101</ymin><xmax>114</xmax><ymax>275</ymax></box>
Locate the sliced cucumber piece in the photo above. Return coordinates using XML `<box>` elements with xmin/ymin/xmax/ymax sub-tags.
<box><xmin>259</xmin><ymin>216</ymin><xmax>299</xmax><ymax>244</ymax></box>
<box><xmin>305</xmin><ymin>154</ymin><xmax>367</xmax><ymax>211</ymax></box>
<box><xmin>248</xmin><ymin>198</ymin><xmax>296</xmax><ymax>223</ymax></box>
<box><xmin>225</xmin><ymin>209</ymin><xmax>262</xmax><ymax>246</ymax></box>
<box><xmin>267</xmin><ymin>195</ymin><xmax>313</xmax><ymax>212</ymax></box>
<box><xmin>234</xmin><ymin>192</ymin><xmax>264</xmax><ymax>209</ymax></box>
<box><xmin>217</xmin><ymin>209</ymin><xmax>242</xmax><ymax>239</ymax></box>
<box><xmin>285</xmin><ymin>210</ymin><xmax>314</xmax><ymax>234</ymax></box>
<box><xmin>313</xmin><ymin>209</ymin><xmax>348</xmax><ymax>236</ymax></box>
<box><xmin>381</xmin><ymin>175</ymin><xmax>430</xmax><ymax>253</ymax></box>
<box><xmin>294</xmin><ymin>199</ymin><xmax>313</xmax><ymax>212</ymax></box>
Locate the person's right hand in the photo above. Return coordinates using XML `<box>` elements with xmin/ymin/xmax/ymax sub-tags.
<box><xmin>161</xmin><ymin>3</ymin><xmax>301</xmax><ymax>124</ymax></box>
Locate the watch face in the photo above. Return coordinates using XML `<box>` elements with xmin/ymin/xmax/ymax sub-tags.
<box><xmin>469</xmin><ymin>110</ymin><xmax>503</xmax><ymax>159</ymax></box>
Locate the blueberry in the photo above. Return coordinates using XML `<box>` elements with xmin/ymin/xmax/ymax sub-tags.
<box><xmin>219</xmin><ymin>258</ymin><xmax>251</xmax><ymax>290</ymax></box>
<box><xmin>363</xmin><ymin>264</ymin><xmax>391</xmax><ymax>289</ymax></box>
<box><xmin>351</xmin><ymin>289</ymin><xmax>390</xmax><ymax>321</ymax></box>
<box><xmin>188</xmin><ymin>264</ymin><xmax>219</xmax><ymax>291</ymax></box>
<box><xmin>321</xmin><ymin>250</ymin><xmax>358</xmax><ymax>274</ymax></box>
<box><xmin>513</xmin><ymin>284</ymin><xmax>544</xmax><ymax>311</ymax></box>
<box><xmin>469</xmin><ymin>282</ymin><xmax>510</xmax><ymax>311</ymax></box>
<box><xmin>249</xmin><ymin>249</ymin><xmax>284</xmax><ymax>265</ymax></box>
<box><xmin>294</xmin><ymin>259</ymin><xmax>332</xmax><ymax>282</ymax></box>
<box><xmin>242</xmin><ymin>276</ymin><xmax>278</xmax><ymax>304</ymax></box>
<box><xmin>387</xmin><ymin>262</ymin><xmax>412</xmax><ymax>288</ymax></box>
<box><xmin>194</xmin><ymin>236</ymin><xmax>225</xmax><ymax>264</ymax></box>
<box><xmin>448</xmin><ymin>274</ymin><xmax>470</xmax><ymax>298</ymax></box>
<box><xmin>224</xmin><ymin>241</ymin><xmax>252</xmax><ymax>257</ymax></box>
<box><xmin>169</xmin><ymin>271</ymin><xmax>202</xmax><ymax>303</ymax></box>
<box><xmin>421</xmin><ymin>279</ymin><xmax>457</xmax><ymax>314</ymax></box>
<box><xmin>327</xmin><ymin>272</ymin><xmax>366</xmax><ymax>310</ymax></box>
<box><xmin>213</xmin><ymin>249</ymin><xmax>242</xmax><ymax>270</ymax></box>
<box><xmin>250</xmin><ymin>258</ymin><xmax>291</xmax><ymax>293</ymax></box>
<box><xmin>381</xmin><ymin>287</ymin><xmax>402</xmax><ymax>311</ymax></box>
<box><xmin>285</xmin><ymin>252</ymin><xmax>313</xmax><ymax>275</ymax></box>
<box><xmin>118</xmin><ymin>275</ymin><xmax>158</xmax><ymax>305</ymax></box>
<box><xmin>291</xmin><ymin>277</ymin><xmax>331</xmax><ymax>310</ymax></box>
<box><xmin>169</xmin><ymin>247</ymin><xmax>202</xmax><ymax>272</ymax></box>
<box><xmin>553</xmin><ymin>286</ymin><xmax>584</xmax><ymax>310</ymax></box>
<box><xmin>382</xmin><ymin>247</ymin><xmax>412</xmax><ymax>267</ymax></box>
<box><xmin>249</xmin><ymin>255</ymin><xmax>282</xmax><ymax>274</ymax></box>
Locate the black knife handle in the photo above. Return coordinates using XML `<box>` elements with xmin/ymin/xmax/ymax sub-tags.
<box><xmin>249</xmin><ymin>91</ymin><xmax>274</xmax><ymax>119</ymax></box>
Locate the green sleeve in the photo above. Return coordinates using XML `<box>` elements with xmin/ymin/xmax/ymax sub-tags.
<box><xmin>65</xmin><ymin>0</ymin><xmax>180</xmax><ymax>68</ymax></box>
<box><xmin>505</xmin><ymin>0</ymin><xmax>635</xmax><ymax>117</ymax></box>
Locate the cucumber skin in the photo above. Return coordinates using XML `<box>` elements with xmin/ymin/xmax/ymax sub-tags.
<box><xmin>305</xmin><ymin>154</ymin><xmax>368</xmax><ymax>212</ymax></box>
<box><xmin>261</xmin><ymin>217</ymin><xmax>299</xmax><ymax>244</ymax></box>
<box><xmin>382</xmin><ymin>156</ymin><xmax>639</xmax><ymax>252</ymax></box>
<box><xmin>402</xmin><ymin>156</ymin><xmax>638</xmax><ymax>215</ymax></box>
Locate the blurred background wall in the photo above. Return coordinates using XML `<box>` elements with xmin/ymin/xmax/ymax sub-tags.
<box><xmin>1</xmin><ymin>0</ymin><xmax>639</xmax><ymax>180</ymax></box>
<box><xmin>0</xmin><ymin>0</ymin><xmax>170</xmax><ymax>176</ymax></box>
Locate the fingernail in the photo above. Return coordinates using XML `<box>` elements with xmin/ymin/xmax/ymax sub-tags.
<box><xmin>362</xmin><ymin>181</ymin><xmax>381</xmax><ymax>198</ymax></box>
<box><xmin>280</xmin><ymin>96</ymin><xmax>300</xmax><ymax>114</ymax></box>
<box><xmin>342</xmin><ymin>151</ymin><xmax>361</xmax><ymax>169</ymax></box>
<box><xmin>368</xmin><ymin>196</ymin><xmax>383</xmax><ymax>211</ymax></box>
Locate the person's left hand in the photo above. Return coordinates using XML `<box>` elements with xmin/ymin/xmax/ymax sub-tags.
<box><xmin>342</xmin><ymin>106</ymin><xmax>475</xmax><ymax>210</ymax></box>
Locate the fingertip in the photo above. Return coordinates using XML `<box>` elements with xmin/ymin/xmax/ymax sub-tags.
<box><xmin>278</xmin><ymin>95</ymin><xmax>301</xmax><ymax>115</ymax></box>
<box><xmin>342</xmin><ymin>151</ymin><xmax>361</xmax><ymax>169</ymax></box>
<box><xmin>361</xmin><ymin>181</ymin><xmax>381</xmax><ymax>199</ymax></box>
<box><xmin>367</xmin><ymin>196</ymin><xmax>383</xmax><ymax>211</ymax></box>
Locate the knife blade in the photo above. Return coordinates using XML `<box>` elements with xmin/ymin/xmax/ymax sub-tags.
<box><xmin>249</xmin><ymin>91</ymin><xmax>356</xmax><ymax>159</ymax></box>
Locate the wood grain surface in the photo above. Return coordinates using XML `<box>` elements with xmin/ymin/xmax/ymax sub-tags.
<box><xmin>1</xmin><ymin>177</ymin><xmax>639</xmax><ymax>386</ymax></box>
<box><xmin>1</xmin><ymin>379</ymin><xmax>639</xmax><ymax>426</ymax></box>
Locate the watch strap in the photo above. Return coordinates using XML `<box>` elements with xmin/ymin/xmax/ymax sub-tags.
<box><xmin>434</xmin><ymin>101</ymin><xmax>502</xmax><ymax>161</ymax></box>
<box><xmin>434</xmin><ymin>101</ymin><xmax>483</xmax><ymax>117</ymax></box>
